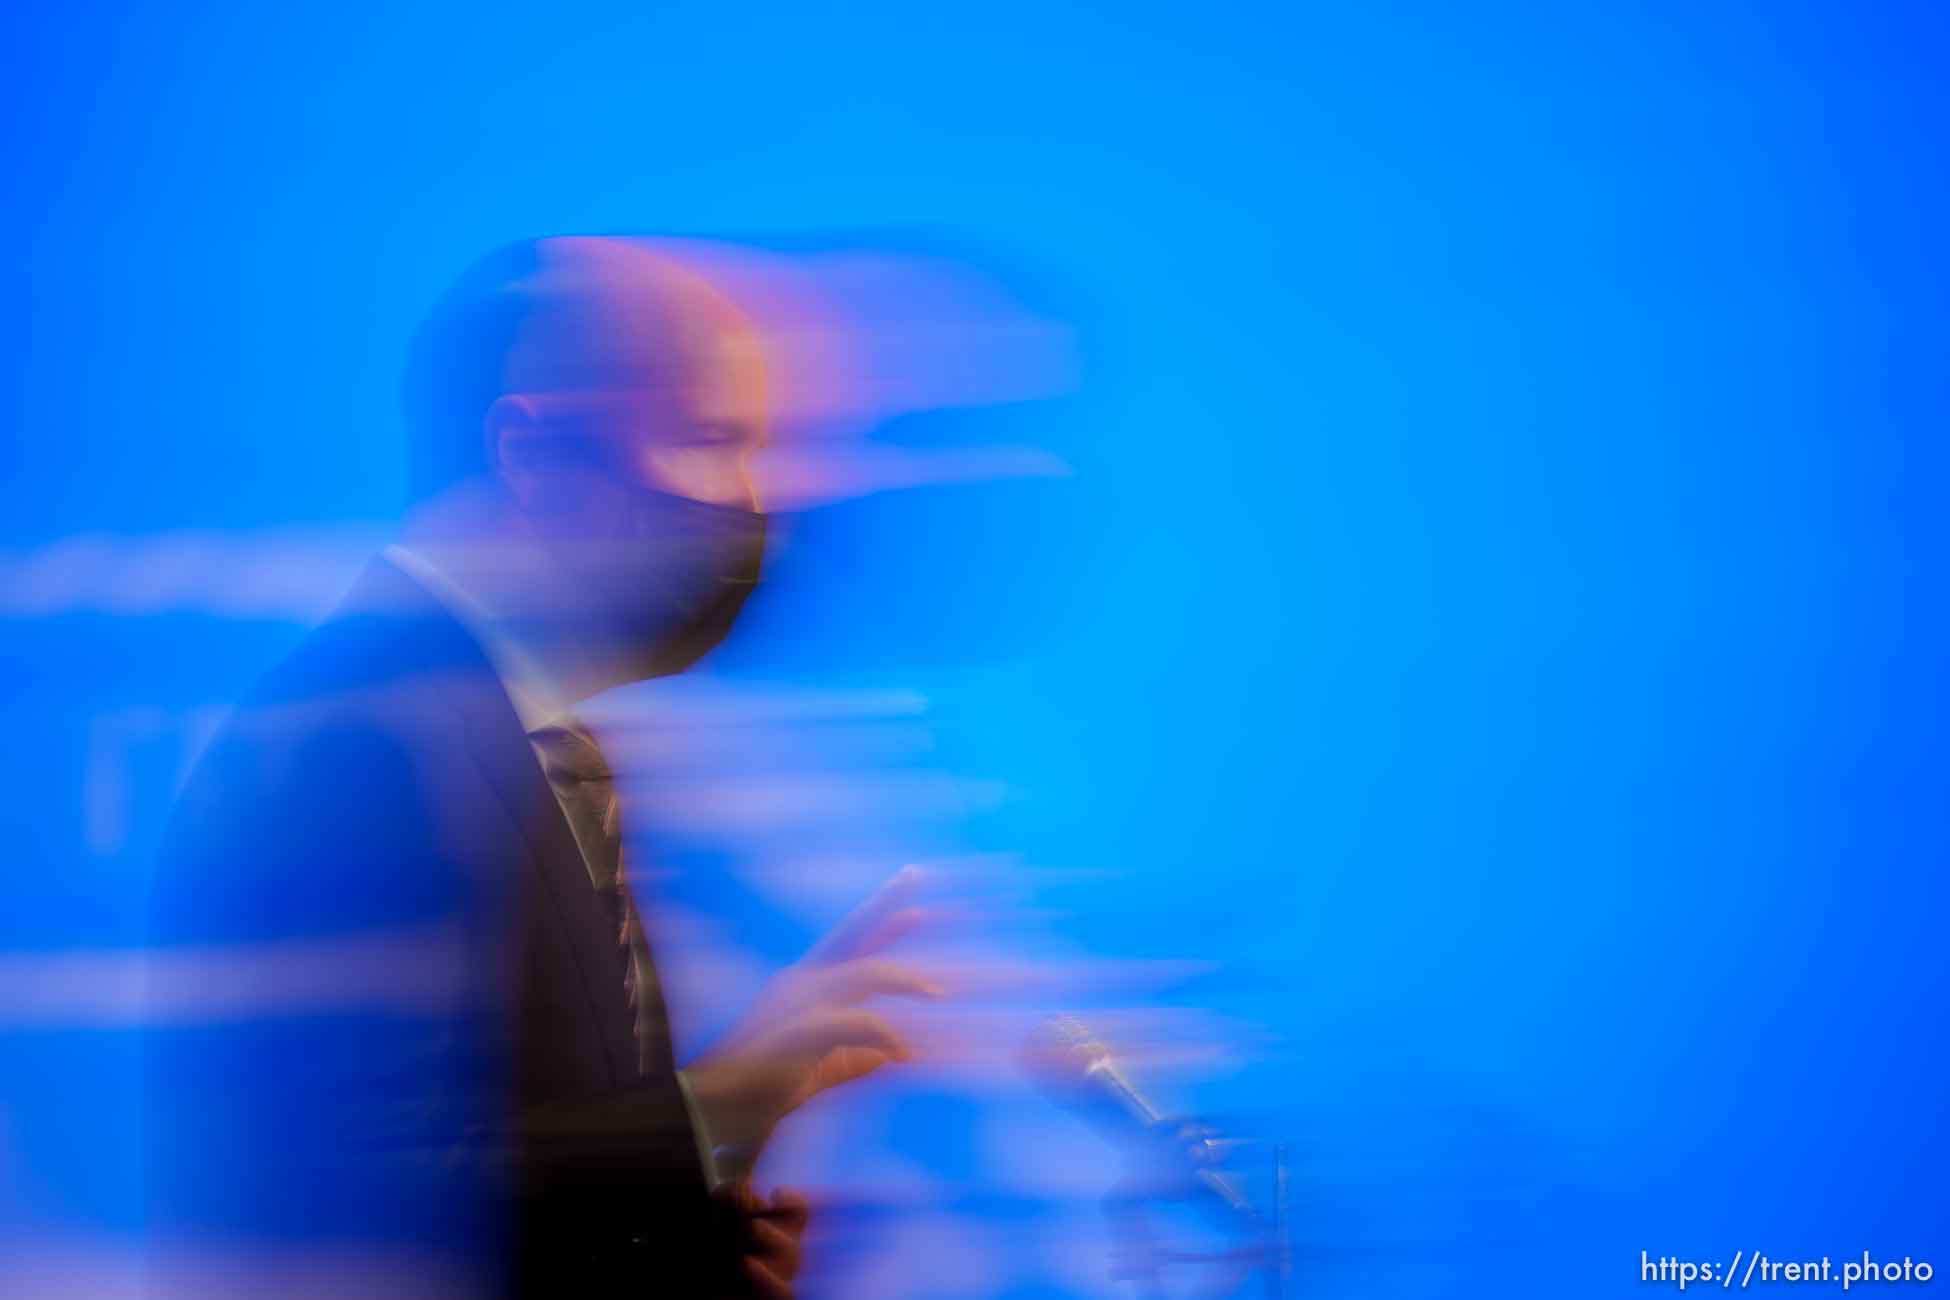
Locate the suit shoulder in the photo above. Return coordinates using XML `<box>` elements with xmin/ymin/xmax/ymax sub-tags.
<box><xmin>153</xmin><ymin>585</ymin><xmax>504</xmax><ymax>944</ymax></box>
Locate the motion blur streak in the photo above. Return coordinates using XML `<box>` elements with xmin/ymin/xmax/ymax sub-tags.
<box><xmin>0</xmin><ymin>927</ymin><xmax>478</xmax><ymax>1026</ymax></box>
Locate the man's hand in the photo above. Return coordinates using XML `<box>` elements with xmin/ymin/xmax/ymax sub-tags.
<box><xmin>719</xmin><ymin>1180</ymin><xmax>809</xmax><ymax>1300</ymax></box>
<box><xmin>685</xmin><ymin>867</ymin><xmax>942</xmax><ymax>1168</ymax></box>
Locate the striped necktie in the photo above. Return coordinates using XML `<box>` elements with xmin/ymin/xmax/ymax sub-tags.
<box><xmin>527</xmin><ymin>721</ymin><xmax>667</xmax><ymax>1076</ymax></box>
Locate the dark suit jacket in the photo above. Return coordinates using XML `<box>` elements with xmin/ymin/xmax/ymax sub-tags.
<box><xmin>146</xmin><ymin>556</ymin><xmax>737</xmax><ymax>1295</ymax></box>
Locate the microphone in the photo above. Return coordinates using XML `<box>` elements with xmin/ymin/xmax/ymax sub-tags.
<box><xmin>1022</xmin><ymin>1015</ymin><xmax>1258</xmax><ymax>1222</ymax></box>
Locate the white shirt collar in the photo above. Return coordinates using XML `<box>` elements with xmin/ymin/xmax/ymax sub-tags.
<box><xmin>382</xmin><ymin>543</ymin><xmax>573</xmax><ymax>734</ymax></box>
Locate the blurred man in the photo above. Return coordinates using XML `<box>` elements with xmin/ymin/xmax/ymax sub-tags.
<box><xmin>147</xmin><ymin>237</ymin><xmax>936</xmax><ymax>1298</ymax></box>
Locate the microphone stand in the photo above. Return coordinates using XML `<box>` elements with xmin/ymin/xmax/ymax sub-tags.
<box><xmin>1100</xmin><ymin>1121</ymin><xmax>1293</xmax><ymax>1300</ymax></box>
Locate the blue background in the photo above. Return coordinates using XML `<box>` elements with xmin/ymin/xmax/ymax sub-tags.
<box><xmin>2</xmin><ymin>1</ymin><xmax>1945</xmax><ymax>1295</ymax></box>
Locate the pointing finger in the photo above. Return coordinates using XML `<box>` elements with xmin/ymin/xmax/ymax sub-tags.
<box><xmin>818</xmin><ymin>958</ymin><xmax>947</xmax><ymax>1005</ymax></box>
<box><xmin>784</xmin><ymin>1008</ymin><xmax>911</xmax><ymax>1062</ymax></box>
<box><xmin>806</xmin><ymin>865</ymin><xmax>927</xmax><ymax>965</ymax></box>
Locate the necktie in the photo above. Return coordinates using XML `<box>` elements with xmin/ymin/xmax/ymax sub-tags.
<box><xmin>527</xmin><ymin>721</ymin><xmax>667</xmax><ymax>1077</ymax></box>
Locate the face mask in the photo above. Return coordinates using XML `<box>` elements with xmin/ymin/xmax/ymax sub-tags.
<box><xmin>612</xmin><ymin>489</ymin><xmax>768</xmax><ymax>679</ymax></box>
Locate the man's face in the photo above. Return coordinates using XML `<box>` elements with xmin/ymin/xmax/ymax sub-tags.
<box><xmin>641</xmin><ymin>324</ymin><xmax>771</xmax><ymax>511</ymax></box>
<box><xmin>500</xmin><ymin>327</ymin><xmax>769</xmax><ymax>526</ymax></box>
<box><xmin>487</xmin><ymin>294</ymin><xmax>774</xmax><ymax>680</ymax></box>
<box><xmin>491</xmin><ymin>235</ymin><xmax>774</xmax><ymax>527</ymax></box>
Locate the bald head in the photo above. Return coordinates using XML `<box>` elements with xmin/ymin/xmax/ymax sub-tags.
<box><xmin>401</xmin><ymin>236</ymin><xmax>769</xmax><ymax>509</ymax></box>
<box><xmin>396</xmin><ymin>237</ymin><xmax>773</xmax><ymax>693</ymax></box>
